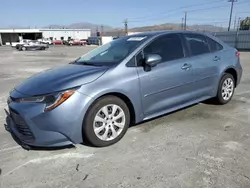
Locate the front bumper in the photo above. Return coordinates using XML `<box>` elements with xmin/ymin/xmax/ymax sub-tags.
<box><xmin>5</xmin><ymin>90</ymin><xmax>94</xmax><ymax>147</ymax></box>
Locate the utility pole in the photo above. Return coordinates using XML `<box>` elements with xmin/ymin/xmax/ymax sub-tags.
<box><xmin>101</xmin><ymin>25</ymin><xmax>104</xmax><ymax>36</ymax></box>
<box><xmin>237</xmin><ymin>17</ymin><xmax>241</xmax><ymax>31</ymax></box>
<box><xmin>184</xmin><ymin>12</ymin><xmax>187</xmax><ymax>30</ymax></box>
<box><xmin>181</xmin><ymin>18</ymin><xmax>184</xmax><ymax>30</ymax></box>
<box><xmin>228</xmin><ymin>0</ymin><xmax>237</xmax><ymax>31</ymax></box>
<box><xmin>96</xmin><ymin>26</ymin><xmax>99</xmax><ymax>36</ymax></box>
<box><xmin>233</xmin><ymin>15</ymin><xmax>237</xmax><ymax>30</ymax></box>
<box><xmin>124</xmin><ymin>19</ymin><xmax>128</xmax><ymax>36</ymax></box>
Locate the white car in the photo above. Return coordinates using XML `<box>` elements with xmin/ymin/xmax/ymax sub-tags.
<box><xmin>37</xmin><ymin>38</ymin><xmax>52</xmax><ymax>45</ymax></box>
<box><xmin>11</xmin><ymin>39</ymin><xmax>31</xmax><ymax>47</ymax></box>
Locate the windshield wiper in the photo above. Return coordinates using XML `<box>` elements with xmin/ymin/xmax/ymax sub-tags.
<box><xmin>75</xmin><ymin>61</ymin><xmax>103</xmax><ymax>66</ymax></box>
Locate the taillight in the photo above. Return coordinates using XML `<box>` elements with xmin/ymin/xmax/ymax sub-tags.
<box><xmin>236</xmin><ymin>51</ymin><xmax>240</xmax><ymax>57</ymax></box>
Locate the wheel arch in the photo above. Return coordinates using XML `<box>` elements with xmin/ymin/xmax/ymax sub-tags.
<box><xmin>90</xmin><ymin>92</ymin><xmax>136</xmax><ymax>126</ymax></box>
<box><xmin>224</xmin><ymin>67</ymin><xmax>238</xmax><ymax>87</ymax></box>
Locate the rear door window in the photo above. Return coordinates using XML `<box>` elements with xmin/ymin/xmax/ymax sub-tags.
<box><xmin>184</xmin><ymin>34</ymin><xmax>210</xmax><ymax>56</ymax></box>
<box><xmin>143</xmin><ymin>34</ymin><xmax>184</xmax><ymax>62</ymax></box>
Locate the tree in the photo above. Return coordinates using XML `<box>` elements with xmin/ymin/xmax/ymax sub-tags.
<box><xmin>240</xmin><ymin>17</ymin><xmax>250</xmax><ymax>30</ymax></box>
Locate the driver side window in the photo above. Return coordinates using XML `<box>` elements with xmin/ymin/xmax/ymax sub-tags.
<box><xmin>143</xmin><ymin>34</ymin><xmax>184</xmax><ymax>63</ymax></box>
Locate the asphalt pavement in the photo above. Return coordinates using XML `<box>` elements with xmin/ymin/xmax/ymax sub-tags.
<box><xmin>0</xmin><ymin>46</ymin><xmax>250</xmax><ymax>188</ymax></box>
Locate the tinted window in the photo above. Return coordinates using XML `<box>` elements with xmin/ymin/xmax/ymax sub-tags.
<box><xmin>184</xmin><ymin>34</ymin><xmax>210</xmax><ymax>56</ymax></box>
<box><xmin>144</xmin><ymin>34</ymin><xmax>184</xmax><ymax>62</ymax></box>
<box><xmin>207</xmin><ymin>37</ymin><xmax>223</xmax><ymax>52</ymax></box>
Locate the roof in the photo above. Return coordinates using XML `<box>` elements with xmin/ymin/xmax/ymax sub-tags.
<box><xmin>40</xmin><ymin>28</ymin><xmax>91</xmax><ymax>31</ymax></box>
<box><xmin>0</xmin><ymin>28</ymin><xmax>91</xmax><ymax>33</ymax></box>
<box><xmin>0</xmin><ymin>29</ymin><xmax>41</xmax><ymax>33</ymax></box>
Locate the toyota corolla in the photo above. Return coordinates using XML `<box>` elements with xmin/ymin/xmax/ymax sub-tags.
<box><xmin>5</xmin><ymin>31</ymin><xmax>242</xmax><ymax>148</ymax></box>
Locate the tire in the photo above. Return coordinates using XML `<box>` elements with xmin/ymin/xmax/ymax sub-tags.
<box><xmin>21</xmin><ymin>46</ymin><xmax>26</xmax><ymax>51</ymax></box>
<box><xmin>83</xmin><ymin>95</ymin><xmax>130</xmax><ymax>147</ymax></box>
<box><xmin>214</xmin><ymin>73</ymin><xmax>235</xmax><ymax>105</ymax></box>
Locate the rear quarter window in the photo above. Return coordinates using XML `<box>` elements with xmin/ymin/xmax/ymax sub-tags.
<box><xmin>184</xmin><ymin>34</ymin><xmax>210</xmax><ymax>56</ymax></box>
<box><xmin>206</xmin><ymin>37</ymin><xmax>223</xmax><ymax>52</ymax></box>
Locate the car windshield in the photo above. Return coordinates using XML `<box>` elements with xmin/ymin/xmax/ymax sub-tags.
<box><xmin>74</xmin><ymin>36</ymin><xmax>149</xmax><ymax>66</ymax></box>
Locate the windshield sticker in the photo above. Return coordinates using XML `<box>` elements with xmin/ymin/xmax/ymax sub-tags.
<box><xmin>127</xmin><ymin>37</ymin><xmax>146</xmax><ymax>41</ymax></box>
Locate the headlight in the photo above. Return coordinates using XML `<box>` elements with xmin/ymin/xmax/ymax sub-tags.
<box><xmin>17</xmin><ymin>88</ymin><xmax>79</xmax><ymax>111</ymax></box>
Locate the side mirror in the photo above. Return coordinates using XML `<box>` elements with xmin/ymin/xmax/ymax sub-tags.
<box><xmin>145</xmin><ymin>54</ymin><xmax>162</xmax><ymax>67</ymax></box>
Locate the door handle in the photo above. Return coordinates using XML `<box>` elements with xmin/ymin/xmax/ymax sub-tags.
<box><xmin>213</xmin><ymin>56</ymin><xmax>221</xmax><ymax>61</ymax></box>
<box><xmin>181</xmin><ymin>63</ymin><xmax>192</xmax><ymax>70</ymax></box>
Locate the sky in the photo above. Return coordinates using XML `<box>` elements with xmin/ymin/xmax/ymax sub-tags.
<box><xmin>0</xmin><ymin>0</ymin><xmax>250</xmax><ymax>29</ymax></box>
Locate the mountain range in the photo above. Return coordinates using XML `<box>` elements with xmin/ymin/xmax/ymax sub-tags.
<box><xmin>44</xmin><ymin>22</ymin><xmax>226</xmax><ymax>34</ymax></box>
<box><xmin>1</xmin><ymin>22</ymin><xmax>226</xmax><ymax>34</ymax></box>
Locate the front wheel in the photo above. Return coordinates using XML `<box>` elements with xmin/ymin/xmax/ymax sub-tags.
<box><xmin>83</xmin><ymin>96</ymin><xmax>130</xmax><ymax>147</ymax></box>
<box><xmin>21</xmin><ymin>46</ymin><xmax>26</xmax><ymax>51</ymax></box>
<box><xmin>214</xmin><ymin>73</ymin><xmax>235</xmax><ymax>104</ymax></box>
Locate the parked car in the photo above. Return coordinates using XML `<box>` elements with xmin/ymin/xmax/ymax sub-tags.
<box><xmin>18</xmin><ymin>41</ymin><xmax>49</xmax><ymax>51</ymax></box>
<box><xmin>15</xmin><ymin>40</ymin><xmax>31</xmax><ymax>49</ymax></box>
<box><xmin>5</xmin><ymin>31</ymin><xmax>242</xmax><ymax>148</ymax></box>
<box><xmin>52</xmin><ymin>40</ymin><xmax>63</xmax><ymax>45</ymax></box>
<box><xmin>67</xmin><ymin>39</ymin><xmax>88</xmax><ymax>46</ymax></box>
<box><xmin>37</xmin><ymin>38</ymin><xmax>52</xmax><ymax>45</ymax></box>
<box><xmin>11</xmin><ymin>39</ymin><xmax>31</xmax><ymax>48</ymax></box>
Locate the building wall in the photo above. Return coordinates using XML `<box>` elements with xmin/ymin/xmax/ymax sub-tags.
<box><xmin>41</xmin><ymin>30</ymin><xmax>91</xmax><ymax>40</ymax></box>
<box><xmin>0</xmin><ymin>29</ymin><xmax>91</xmax><ymax>44</ymax></box>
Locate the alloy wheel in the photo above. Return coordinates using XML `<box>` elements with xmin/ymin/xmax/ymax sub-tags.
<box><xmin>93</xmin><ymin>104</ymin><xmax>126</xmax><ymax>141</ymax></box>
<box><xmin>221</xmin><ymin>78</ymin><xmax>234</xmax><ymax>101</ymax></box>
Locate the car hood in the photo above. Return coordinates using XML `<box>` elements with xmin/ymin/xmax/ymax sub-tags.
<box><xmin>15</xmin><ymin>64</ymin><xmax>109</xmax><ymax>96</ymax></box>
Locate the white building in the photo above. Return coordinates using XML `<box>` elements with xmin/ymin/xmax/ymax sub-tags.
<box><xmin>41</xmin><ymin>29</ymin><xmax>91</xmax><ymax>41</ymax></box>
<box><xmin>0</xmin><ymin>28</ymin><xmax>91</xmax><ymax>45</ymax></box>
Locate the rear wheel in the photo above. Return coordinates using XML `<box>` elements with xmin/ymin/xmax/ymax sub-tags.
<box><xmin>83</xmin><ymin>96</ymin><xmax>130</xmax><ymax>147</ymax></box>
<box><xmin>21</xmin><ymin>46</ymin><xmax>26</xmax><ymax>51</ymax></box>
<box><xmin>214</xmin><ymin>73</ymin><xmax>235</xmax><ymax>104</ymax></box>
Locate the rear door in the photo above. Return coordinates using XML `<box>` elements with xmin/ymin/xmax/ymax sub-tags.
<box><xmin>136</xmin><ymin>34</ymin><xmax>195</xmax><ymax>116</ymax></box>
<box><xmin>182</xmin><ymin>33</ymin><xmax>221</xmax><ymax>99</ymax></box>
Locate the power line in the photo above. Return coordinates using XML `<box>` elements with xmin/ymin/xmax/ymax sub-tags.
<box><xmin>129</xmin><ymin>0</ymin><xmax>225</xmax><ymax>21</ymax></box>
<box><xmin>130</xmin><ymin>0</ymin><xmax>249</xmax><ymax>23</ymax></box>
<box><xmin>128</xmin><ymin>5</ymin><xmax>230</xmax><ymax>23</ymax></box>
<box><xmin>121</xmin><ymin>0</ymin><xmax>250</xmax><ymax>30</ymax></box>
<box><xmin>187</xmin><ymin>18</ymin><xmax>229</xmax><ymax>21</ymax></box>
<box><xmin>129</xmin><ymin>0</ymin><xmax>249</xmax><ymax>23</ymax></box>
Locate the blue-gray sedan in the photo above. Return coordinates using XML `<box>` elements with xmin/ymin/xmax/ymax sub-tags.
<box><xmin>5</xmin><ymin>31</ymin><xmax>242</xmax><ymax>147</ymax></box>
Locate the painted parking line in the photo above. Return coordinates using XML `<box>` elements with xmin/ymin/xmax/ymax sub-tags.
<box><xmin>0</xmin><ymin>152</ymin><xmax>94</xmax><ymax>178</ymax></box>
<box><xmin>0</xmin><ymin>146</ymin><xmax>21</xmax><ymax>153</ymax></box>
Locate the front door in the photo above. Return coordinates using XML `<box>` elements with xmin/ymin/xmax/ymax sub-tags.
<box><xmin>137</xmin><ymin>34</ymin><xmax>195</xmax><ymax>117</ymax></box>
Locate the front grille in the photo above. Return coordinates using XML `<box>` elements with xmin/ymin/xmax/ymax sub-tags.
<box><xmin>9</xmin><ymin>108</ymin><xmax>34</xmax><ymax>139</ymax></box>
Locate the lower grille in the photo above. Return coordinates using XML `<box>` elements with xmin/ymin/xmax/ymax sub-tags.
<box><xmin>9</xmin><ymin>109</ymin><xmax>34</xmax><ymax>139</ymax></box>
